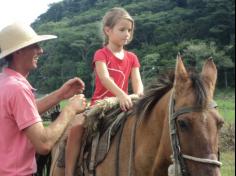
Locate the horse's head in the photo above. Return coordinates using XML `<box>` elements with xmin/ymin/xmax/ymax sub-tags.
<box><xmin>170</xmin><ymin>55</ymin><xmax>224</xmax><ymax>176</ymax></box>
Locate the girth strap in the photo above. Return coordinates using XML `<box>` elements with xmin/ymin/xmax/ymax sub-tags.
<box><xmin>89</xmin><ymin>133</ymin><xmax>100</xmax><ymax>175</ymax></box>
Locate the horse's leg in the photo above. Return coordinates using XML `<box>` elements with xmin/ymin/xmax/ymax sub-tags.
<box><xmin>65</xmin><ymin>116</ymin><xmax>85</xmax><ymax>176</ymax></box>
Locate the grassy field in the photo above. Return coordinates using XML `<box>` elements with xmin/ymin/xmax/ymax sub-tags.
<box><xmin>215</xmin><ymin>88</ymin><xmax>235</xmax><ymax>123</ymax></box>
<box><xmin>215</xmin><ymin>89</ymin><xmax>235</xmax><ymax>176</ymax></box>
<box><xmin>60</xmin><ymin>100</ymin><xmax>68</xmax><ymax>108</ymax></box>
<box><xmin>221</xmin><ymin>151</ymin><xmax>235</xmax><ymax>176</ymax></box>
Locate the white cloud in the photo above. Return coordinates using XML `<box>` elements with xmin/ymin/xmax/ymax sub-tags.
<box><xmin>0</xmin><ymin>0</ymin><xmax>62</xmax><ymax>30</ymax></box>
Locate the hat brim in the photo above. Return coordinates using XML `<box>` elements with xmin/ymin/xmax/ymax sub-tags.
<box><xmin>0</xmin><ymin>35</ymin><xmax>57</xmax><ymax>59</ymax></box>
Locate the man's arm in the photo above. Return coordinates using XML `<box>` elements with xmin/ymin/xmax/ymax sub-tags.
<box><xmin>36</xmin><ymin>77</ymin><xmax>85</xmax><ymax>114</ymax></box>
<box><xmin>24</xmin><ymin>94</ymin><xmax>86</xmax><ymax>155</ymax></box>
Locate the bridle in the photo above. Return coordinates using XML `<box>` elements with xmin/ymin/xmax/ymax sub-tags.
<box><xmin>168</xmin><ymin>90</ymin><xmax>222</xmax><ymax>176</ymax></box>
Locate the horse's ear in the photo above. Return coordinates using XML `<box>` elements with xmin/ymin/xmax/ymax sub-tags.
<box><xmin>173</xmin><ymin>54</ymin><xmax>189</xmax><ymax>96</ymax></box>
<box><xmin>174</xmin><ymin>54</ymin><xmax>188</xmax><ymax>84</ymax></box>
<box><xmin>201</xmin><ymin>58</ymin><xmax>217</xmax><ymax>98</ymax></box>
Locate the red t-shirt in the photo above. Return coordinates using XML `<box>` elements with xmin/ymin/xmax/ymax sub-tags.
<box><xmin>91</xmin><ymin>47</ymin><xmax>140</xmax><ymax>104</ymax></box>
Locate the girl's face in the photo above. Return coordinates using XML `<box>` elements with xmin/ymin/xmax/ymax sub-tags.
<box><xmin>105</xmin><ymin>18</ymin><xmax>133</xmax><ymax>47</ymax></box>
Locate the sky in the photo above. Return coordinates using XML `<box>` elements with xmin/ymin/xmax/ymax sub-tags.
<box><xmin>0</xmin><ymin>0</ymin><xmax>62</xmax><ymax>30</ymax></box>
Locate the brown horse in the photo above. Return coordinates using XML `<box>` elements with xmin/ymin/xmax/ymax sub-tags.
<box><xmin>50</xmin><ymin>56</ymin><xmax>224</xmax><ymax>176</ymax></box>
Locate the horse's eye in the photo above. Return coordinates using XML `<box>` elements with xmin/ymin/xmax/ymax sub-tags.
<box><xmin>177</xmin><ymin>119</ymin><xmax>190</xmax><ymax>131</ymax></box>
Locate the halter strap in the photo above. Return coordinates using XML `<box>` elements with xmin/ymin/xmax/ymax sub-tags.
<box><xmin>172</xmin><ymin>101</ymin><xmax>218</xmax><ymax>120</ymax></box>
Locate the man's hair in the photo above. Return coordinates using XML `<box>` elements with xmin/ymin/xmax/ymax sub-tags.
<box><xmin>0</xmin><ymin>54</ymin><xmax>13</xmax><ymax>69</ymax></box>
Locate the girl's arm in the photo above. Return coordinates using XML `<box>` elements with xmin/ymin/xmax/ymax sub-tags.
<box><xmin>95</xmin><ymin>61</ymin><xmax>132</xmax><ymax>111</ymax></box>
<box><xmin>131</xmin><ymin>67</ymin><xmax>144</xmax><ymax>96</ymax></box>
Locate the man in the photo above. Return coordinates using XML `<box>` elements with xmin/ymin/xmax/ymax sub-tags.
<box><xmin>0</xmin><ymin>22</ymin><xmax>87</xmax><ymax>175</ymax></box>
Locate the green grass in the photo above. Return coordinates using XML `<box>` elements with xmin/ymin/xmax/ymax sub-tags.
<box><xmin>43</xmin><ymin>120</ymin><xmax>51</xmax><ymax>127</ymax></box>
<box><xmin>217</xmin><ymin>99</ymin><xmax>235</xmax><ymax>123</ymax></box>
<box><xmin>215</xmin><ymin>89</ymin><xmax>235</xmax><ymax>175</ymax></box>
<box><xmin>59</xmin><ymin>98</ymin><xmax>91</xmax><ymax>108</ymax></box>
<box><xmin>215</xmin><ymin>89</ymin><xmax>235</xmax><ymax>123</ymax></box>
<box><xmin>221</xmin><ymin>151</ymin><xmax>235</xmax><ymax>176</ymax></box>
<box><xmin>60</xmin><ymin>100</ymin><xmax>68</xmax><ymax>108</ymax></box>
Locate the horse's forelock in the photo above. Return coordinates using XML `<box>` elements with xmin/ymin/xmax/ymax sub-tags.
<box><xmin>189</xmin><ymin>71</ymin><xmax>208</xmax><ymax>108</ymax></box>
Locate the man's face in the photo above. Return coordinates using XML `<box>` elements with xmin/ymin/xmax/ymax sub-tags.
<box><xmin>17</xmin><ymin>43</ymin><xmax>43</xmax><ymax>71</ymax></box>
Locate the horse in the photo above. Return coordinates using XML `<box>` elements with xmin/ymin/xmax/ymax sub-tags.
<box><xmin>50</xmin><ymin>56</ymin><xmax>224</xmax><ymax>176</ymax></box>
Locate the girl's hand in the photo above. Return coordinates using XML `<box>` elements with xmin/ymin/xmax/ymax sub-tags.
<box><xmin>135</xmin><ymin>91</ymin><xmax>144</xmax><ymax>97</ymax></box>
<box><xmin>117</xmin><ymin>93</ymin><xmax>133</xmax><ymax>112</ymax></box>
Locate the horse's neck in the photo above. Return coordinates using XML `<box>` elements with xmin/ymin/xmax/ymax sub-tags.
<box><xmin>135</xmin><ymin>91</ymin><xmax>171</xmax><ymax>147</ymax></box>
<box><xmin>139</xmin><ymin>90</ymin><xmax>171</xmax><ymax>134</ymax></box>
<box><xmin>133</xmin><ymin>91</ymin><xmax>172</xmax><ymax>175</ymax></box>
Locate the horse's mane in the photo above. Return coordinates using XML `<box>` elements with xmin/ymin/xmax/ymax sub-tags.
<box><xmin>134</xmin><ymin>71</ymin><xmax>175</xmax><ymax>120</ymax></box>
<box><xmin>134</xmin><ymin>70</ymin><xmax>207</xmax><ymax>121</ymax></box>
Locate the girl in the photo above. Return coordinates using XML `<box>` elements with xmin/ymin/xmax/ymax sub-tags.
<box><xmin>91</xmin><ymin>7</ymin><xmax>143</xmax><ymax>110</ymax></box>
<box><xmin>65</xmin><ymin>7</ymin><xmax>143</xmax><ymax>175</ymax></box>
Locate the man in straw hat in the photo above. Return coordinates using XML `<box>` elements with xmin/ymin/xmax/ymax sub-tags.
<box><xmin>0</xmin><ymin>22</ymin><xmax>87</xmax><ymax>175</ymax></box>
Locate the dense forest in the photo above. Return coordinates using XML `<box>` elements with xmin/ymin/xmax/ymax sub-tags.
<box><xmin>29</xmin><ymin>0</ymin><xmax>235</xmax><ymax>97</ymax></box>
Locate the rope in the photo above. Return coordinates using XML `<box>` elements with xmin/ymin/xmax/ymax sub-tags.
<box><xmin>182</xmin><ymin>154</ymin><xmax>222</xmax><ymax>167</ymax></box>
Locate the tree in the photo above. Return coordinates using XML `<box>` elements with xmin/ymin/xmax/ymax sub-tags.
<box><xmin>176</xmin><ymin>0</ymin><xmax>187</xmax><ymax>7</ymax></box>
<box><xmin>178</xmin><ymin>40</ymin><xmax>234</xmax><ymax>88</ymax></box>
<box><xmin>30</xmin><ymin>0</ymin><xmax>235</xmax><ymax>95</ymax></box>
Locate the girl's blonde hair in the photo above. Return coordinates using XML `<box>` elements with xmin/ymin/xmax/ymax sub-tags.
<box><xmin>102</xmin><ymin>7</ymin><xmax>134</xmax><ymax>45</ymax></box>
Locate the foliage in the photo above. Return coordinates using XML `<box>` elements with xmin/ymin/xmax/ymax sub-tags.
<box><xmin>29</xmin><ymin>0</ymin><xmax>235</xmax><ymax>97</ymax></box>
<box><xmin>178</xmin><ymin>40</ymin><xmax>233</xmax><ymax>70</ymax></box>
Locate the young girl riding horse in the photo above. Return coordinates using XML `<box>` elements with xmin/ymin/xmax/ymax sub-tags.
<box><xmin>52</xmin><ymin>7</ymin><xmax>144</xmax><ymax>176</ymax></box>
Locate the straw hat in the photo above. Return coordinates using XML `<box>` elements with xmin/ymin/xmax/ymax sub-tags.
<box><xmin>0</xmin><ymin>22</ymin><xmax>57</xmax><ymax>59</ymax></box>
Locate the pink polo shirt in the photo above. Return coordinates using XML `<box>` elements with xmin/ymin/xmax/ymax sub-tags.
<box><xmin>0</xmin><ymin>68</ymin><xmax>42</xmax><ymax>176</ymax></box>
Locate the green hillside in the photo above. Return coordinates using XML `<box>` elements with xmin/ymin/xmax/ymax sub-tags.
<box><xmin>29</xmin><ymin>0</ymin><xmax>235</xmax><ymax>97</ymax></box>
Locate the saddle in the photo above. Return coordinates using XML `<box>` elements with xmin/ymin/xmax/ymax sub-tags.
<box><xmin>75</xmin><ymin>95</ymin><xmax>139</xmax><ymax>176</ymax></box>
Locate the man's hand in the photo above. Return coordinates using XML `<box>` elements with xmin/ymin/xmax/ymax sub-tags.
<box><xmin>65</xmin><ymin>94</ymin><xmax>87</xmax><ymax>115</ymax></box>
<box><xmin>58</xmin><ymin>77</ymin><xmax>85</xmax><ymax>100</ymax></box>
